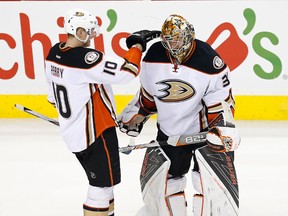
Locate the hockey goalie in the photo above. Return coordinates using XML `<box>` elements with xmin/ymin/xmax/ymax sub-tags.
<box><xmin>118</xmin><ymin>14</ymin><xmax>241</xmax><ymax>216</ymax></box>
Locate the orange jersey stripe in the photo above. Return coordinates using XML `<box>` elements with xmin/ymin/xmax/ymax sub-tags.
<box><xmin>101</xmin><ymin>133</ymin><xmax>114</xmax><ymax>186</ymax></box>
<box><xmin>123</xmin><ymin>47</ymin><xmax>142</xmax><ymax>68</ymax></box>
<box><xmin>90</xmin><ymin>86</ymin><xmax>116</xmax><ymax>139</ymax></box>
<box><xmin>122</xmin><ymin>47</ymin><xmax>142</xmax><ymax>76</ymax></box>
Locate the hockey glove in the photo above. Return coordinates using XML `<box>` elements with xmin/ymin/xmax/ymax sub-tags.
<box><xmin>118</xmin><ymin>114</ymin><xmax>149</xmax><ymax>137</ymax></box>
<box><xmin>126</xmin><ymin>30</ymin><xmax>161</xmax><ymax>52</ymax></box>
<box><xmin>206</xmin><ymin>120</ymin><xmax>241</xmax><ymax>152</ymax></box>
<box><xmin>118</xmin><ymin>92</ymin><xmax>150</xmax><ymax>137</ymax></box>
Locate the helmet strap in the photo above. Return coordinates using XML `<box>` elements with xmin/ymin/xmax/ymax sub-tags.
<box><xmin>74</xmin><ymin>27</ymin><xmax>91</xmax><ymax>44</ymax></box>
<box><xmin>75</xmin><ymin>34</ymin><xmax>89</xmax><ymax>43</ymax></box>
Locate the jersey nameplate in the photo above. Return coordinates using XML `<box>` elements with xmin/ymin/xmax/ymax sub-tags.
<box><xmin>51</xmin><ymin>65</ymin><xmax>64</xmax><ymax>78</ymax></box>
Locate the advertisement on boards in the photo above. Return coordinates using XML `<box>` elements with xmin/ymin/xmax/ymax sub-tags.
<box><xmin>0</xmin><ymin>1</ymin><xmax>287</xmax><ymax>119</ymax></box>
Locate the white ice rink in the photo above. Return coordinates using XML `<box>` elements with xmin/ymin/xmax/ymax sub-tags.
<box><xmin>1</xmin><ymin>119</ymin><xmax>288</xmax><ymax>216</ymax></box>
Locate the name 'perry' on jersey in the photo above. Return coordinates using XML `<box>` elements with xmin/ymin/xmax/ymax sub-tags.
<box><xmin>140</xmin><ymin>39</ymin><xmax>235</xmax><ymax>137</ymax></box>
<box><xmin>45</xmin><ymin>42</ymin><xmax>139</xmax><ymax>152</ymax></box>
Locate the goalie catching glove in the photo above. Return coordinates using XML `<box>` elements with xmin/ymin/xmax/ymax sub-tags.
<box><xmin>126</xmin><ymin>30</ymin><xmax>161</xmax><ymax>52</ymax></box>
<box><xmin>206</xmin><ymin>120</ymin><xmax>241</xmax><ymax>152</ymax></box>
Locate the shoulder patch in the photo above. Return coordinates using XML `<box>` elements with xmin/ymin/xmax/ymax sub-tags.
<box><xmin>85</xmin><ymin>51</ymin><xmax>99</xmax><ymax>64</ymax></box>
<box><xmin>213</xmin><ymin>56</ymin><xmax>225</xmax><ymax>69</ymax></box>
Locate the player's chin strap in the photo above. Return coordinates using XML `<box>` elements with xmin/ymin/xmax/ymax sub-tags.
<box><xmin>75</xmin><ymin>28</ymin><xmax>97</xmax><ymax>43</ymax></box>
<box><xmin>75</xmin><ymin>34</ymin><xmax>89</xmax><ymax>43</ymax></box>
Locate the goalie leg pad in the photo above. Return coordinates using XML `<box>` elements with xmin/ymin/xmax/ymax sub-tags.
<box><xmin>138</xmin><ymin>147</ymin><xmax>188</xmax><ymax>216</ymax></box>
<box><xmin>139</xmin><ymin>147</ymin><xmax>171</xmax><ymax>216</ymax></box>
<box><xmin>166</xmin><ymin>177</ymin><xmax>187</xmax><ymax>216</ymax></box>
<box><xmin>191</xmin><ymin>170</ymin><xmax>202</xmax><ymax>194</ymax></box>
<box><xmin>193</xmin><ymin>194</ymin><xmax>204</xmax><ymax>216</ymax></box>
<box><xmin>195</xmin><ymin>146</ymin><xmax>239</xmax><ymax>216</ymax></box>
<box><xmin>192</xmin><ymin>170</ymin><xmax>204</xmax><ymax>216</ymax></box>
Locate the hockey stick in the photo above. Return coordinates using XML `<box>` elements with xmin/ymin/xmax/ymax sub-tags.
<box><xmin>14</xmin><ymin>103</ymin><xmax>232</xmax><ymax>155</ymax></box>
<box><xmin>120</xmin><ymin>101</ymin><xmax>234</xmax><ymax>154</ymax></box>
<box><xmin>15</xmin><ymin>103</ymin><xmax>206</xmax><ymax>154</ymax></box>
<box><xmin>119</xmin><ymin>131</ymin><xmax>207</xmax><ymax>154</ymax></box>
<box><xmin>14</xmin><ymin>104</ymin><xmax>60</xmax><ymax>126</ymax></box>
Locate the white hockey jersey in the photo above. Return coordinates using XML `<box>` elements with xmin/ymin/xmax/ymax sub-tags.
<box><xmin>45</xmin><ymin>42</ymin><xmax>141</xmax><ymax>152</ymax></box>
<box><xmin>139</xmin><ymin>39</ymin><xmax>235</xmax><ymax>137</ymax></box>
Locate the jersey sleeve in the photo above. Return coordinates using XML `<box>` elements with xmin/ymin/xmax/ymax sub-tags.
<box><xmin>84</xmin><ymin>47</ymin><xmax>142</xmax><ymax>85</ymax></box>
<box><xmin>137</xmin><ymin>62</ymin><xmax>157</xmax><ymax>115</ymax></box>
<box><xmin>203</xmin><ymin>67</ymin><xmax>235</xmax><ymax>123</ymax></box>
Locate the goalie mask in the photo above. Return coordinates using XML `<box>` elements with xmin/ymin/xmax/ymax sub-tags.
<box><xmin>161</xmin><ymin>15</ymin><xmax>195</xmax><ymax>64</ymax></box>
<box><xmin>64</xmin><ymin>8</ymin><xmax>100</xmax><ymax>43</ymax></box>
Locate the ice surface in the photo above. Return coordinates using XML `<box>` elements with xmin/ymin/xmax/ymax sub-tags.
<box><xmin>0</xmin><ymin>119</ymin><xmax>288</xmax><ymax>216</ymax></box>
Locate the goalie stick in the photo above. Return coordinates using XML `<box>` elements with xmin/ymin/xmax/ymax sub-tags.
<box><xmin>119</xmin><ymin>101</ymin><xmax>234</xmax><ymax>154</ymax></box>
<box><xmin>14</xmin><ymin>104</ymin><xmax>59</xmax><ymax>126</ymax></box>
<box><xmin>119</xmin><ymin>132</ymin><xmax>207</xmax><ymax>154</ymax></box>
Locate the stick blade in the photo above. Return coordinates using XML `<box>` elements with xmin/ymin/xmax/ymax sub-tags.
<box><xmin>119</xmin><ymin>138</ymin><xmax>135</xmax><ymax>155</ymax></box>
<box><xmin>15</xmin><ymin>104</ymin><xmax>25</xmax><ymax>111</ymax></box>
<box><xmin>120</xmin><ymin>148</ymin><xmax>132</xmax><ymax>155</ymax></box>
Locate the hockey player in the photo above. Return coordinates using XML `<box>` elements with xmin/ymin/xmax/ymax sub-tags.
<box><xmin>118</xmin><ymin>14</ymin><xmax>241</xmax><ymax>215</ymax></box>
<box><xmin>45</xmin><ymin>8</ymin><xmax>160</xmax><ymax>216</ymax></box>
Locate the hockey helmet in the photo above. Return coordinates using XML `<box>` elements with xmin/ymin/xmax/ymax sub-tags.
<box><xmin>64</xmin><ymin>8</ymin><xmax>100</xmax><ymax>43</ymax></box>
<box><xmin>161</xmin><ymin>15</ymin><xmax>195</xmax><ymax>63</ymax></box>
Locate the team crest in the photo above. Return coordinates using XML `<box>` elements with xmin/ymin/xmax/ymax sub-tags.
<box><xmin>75</xmin><ymin>12</ymin><xmax>84</xmax><ymax>16</ymax></box>
<box><xmin>155</xmin><ymin>79</ymin><xmax>195</xmax><ymax>102</ymax></box>
<box><xmin>213</xmin><ymin>56</ymin><xmax>225</xmax><ymax>69</ymax></box>
<box><xmin>85</xmin><ymin>51</ymin><xmax>99</xmax><ymax>64</ymax></box>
